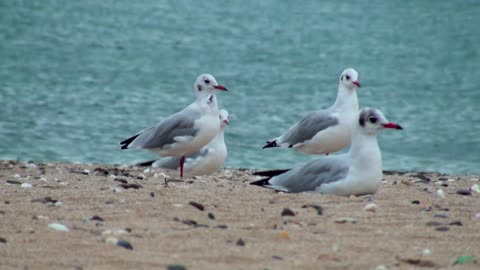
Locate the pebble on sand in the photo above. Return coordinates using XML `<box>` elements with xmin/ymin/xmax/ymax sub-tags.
<box><xmin>301</xmin><ymin>204</ymin><xmax>323</xmax><ymax>215</ymax></box>
<box><xmin>236</xmin><ymin>238</ymin><xmax>245</xmax><ymax>246</ymax></box>
<box><xmin>189</xmin><ymin>201</ymin><xmax>205</xmax><ymax>211</ymax></box>
<box><xmin>436</xmin><ymin>189</ymin><xmax>446</xmax><ymax>199</ymax></box>
<box><xmin>166</xmin><ymin>265</ymin><xmax>187</xmax><ymax>270</ymax></box>
<box><xmin>6</xmin><ymin>180</ymin><xmax>22</xmax><ymax>185</ymax></box>
<box><xmin>334</xmin><ymin>217</ymin><xmax>357</xmax><ymax>224</ymax></box>
<box><xmin>456</xmin><ymin>189</ymin><xmax>472</xmax><ymax>196</ymax></box>
<box><xmin>21</xmin><ymin>183</ymin><xmax>33</xmax><ymax>188</ymax></box>
<box><xmin>364</xmin><ymin>203</ymin><xmax>378</xmax><ymax>212</ymax></box>
<box><xmin>281</xmin><ymin>208</ymin><xmax>295</xmax><ymax>216</ymax></box>
<box><xmin>117</xmin><ymin>239</ymin><xmax>133</xmax><ymax>250</ymax></box>
<box><xmin>48</xmin><ymin>223</ymin><xmax>69</xmax><ymax>232</ymax></box>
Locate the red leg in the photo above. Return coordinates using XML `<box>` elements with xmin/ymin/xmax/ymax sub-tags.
<box><xmin>179</xmin><ymin>155</ymin><xmax>185</xmax><ymax>177</ymax></box>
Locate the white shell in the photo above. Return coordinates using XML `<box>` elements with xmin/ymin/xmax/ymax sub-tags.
<box><xmin>48</xmin><ymin>223</ymin><xmax>69</xmax><ymax>232</ymax></box>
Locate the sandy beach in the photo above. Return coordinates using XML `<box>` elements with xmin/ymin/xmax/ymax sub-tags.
<box><xmin>0</xmin><ymin>160</ymin><xmax>479</xmax><ymax>270</ymax></box>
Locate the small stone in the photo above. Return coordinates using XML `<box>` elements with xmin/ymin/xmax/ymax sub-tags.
<box><xmin>364</xmin><ymin>203</ymin><xmax>378</xmax><ymax>212</ymax></box>
<box><xmin>113</xmin><ymin>229</ymin><xmax>129</xmax><ymax>235</ymax></box>
<box><xmin>447</xmin><ymin>178</ymin><xmax>456</xmax><ymax>182</ymax></box>
<box><xmin>48</xmin><ymin>223</ymin><xmax>69</xmax><ymax>232</ymax></box>
<box><xmin>422</xmin><ymin>249</ymin><xmax>432</xmax><ymax>256</ymax></box>
<box><xmin>475</xmin><ymin>212</ymin><xmax>480</xmax><ymax>220</ymax></box>
<box><xmin>117</xmin><ymin>183</ymin><xmax>142</xmax><ymax>189</ymax></box>
<box><xmin>280</xmin><ymin>231</ymin><xmax>290</xmax><ymax>240</ymax></box>
<box><xmin>6</xmin><ymin>180</ymin><xmax>22</xmax><ymax>185</ymax></box>
<box><xmin>208</xmin><ymin>212</ymin><xmax>215</xmax><ymax>220</ymax></box>
<box><xmin>189</xmin><ymin>201</ymin><xmax>205</xmax><ymax>211</ymax></box>
<box><xmin>117</xmin><ymin>239</ymin><xmax>133</xmax><ymax>250</ymax></box>
<box><xmin>82</xmin><ymin>169</ymin><xmax>90</xmax><ymax>175</ymax></box>
<box><xmin>470</xmin><ymin>184</ymin><xmax>480</xmax><ymax>193</ymax></box>
<box><xmin>21</xmin><ymin>183</ymin><xmax>33</xmax><ymax>188</ymax></box>
<box><xmin>143</xmin><ymin>168</ymin><xmax>150</xmax><ymax>174</ymax></box>
<box><xmin>150</xmin><ymin>192</ymin><xmax>155</xmax><ymax>197</ymax></box>
<box><xmin>433</xmin><ymin>214</ymin><xmax>448</xmax><ymax>219</ymax></box>
<box><xmin>425</xmin><ymin>221</ymin><xmax>442</xmax><ymax>227</ymax></box>
<box><xmin>215</xmin><ymin>224</ymin><xmax>228</xmax><ymax>229</ymax></box>
<box><xmin>26</xmin><ymin>163</ymin><xmax>38</xmax><ymax>169</ymax></box>
<box><xmin>411</xmin><ymin>200</ymin><xmax>420</xmax><ymax>204</ymax></box>
<box><xmin>54</xmin><ymin>201</ymin><xmax>63</xmax><ymax>206</ymax></box>
<box><xmin>456</xmin><ymin>189</ymin><xmax>471</xmax><ymax>196</ymax></box>
<box><xmin>172</xmin><ymin>204</ymin><xmax>183</xmax><ymax>208</ymax></box>
<box><xmin>236</xmin><ymin>238</ymin><xmax>245</xmax><ymax>246</ymax></box>
<box><xmin>281</xmin><ymin>208</ymin><xmax>295</xmax><ymax>216</ymax></box>
<box><xmin>449</xmin><ymin>221</ymin><xmax>463</xmax><ymax>226</ymax></box>
<box><xmin>301</xmin><ymin>204</ymin><xmax>323</xmax><ymax>215</ymax></box>
<box><xmin>375</xmin><ymin>265</ymin><xmax>388</xmax><ymax>270</ymax></box>
<box><xmin>105</xmin><ymin>237</ymin><xmax>118</xmax><ymax>245</ymax></box>
<box><xmin>468</xmin><ymin>178</ymin><xmax>479</xmax><ymax>182</ymax></box>
<box><xmin>334</xmin><ymin>217</ymin><xmax>357</xmax><ymax>224</ymax></box>
<box><xmin>31</xmin><ymin>196</ymin><xmax>57</xmax><ymax>204</ymax></box>
<box><xmin>166</xmin><ymin>265</ymin><xmax>187</xmax><ymax>270</ymax></box>
<box><xmin>436</xmin><ymin>189</ymin><xmax>446</xmax><ymax>199</ymax></box>
<box><xmin>113</xmin><ymin>187</ymin><xmax>123</xmax><ymax>193</ymax></box>
<box><xmin>272</xmin><ymin>255</ymin><xmax>283</xmax><ymax>260</ymax></box>
<box><xmin>13</xmin><ymin>174</ymin><xmax>21</xmax><ymax>178</ymax></box>
<box><xmin>0</xmin><ymin>237</ymin><xmax>6</xmax><ymax>244</ymax></box>
<box><xmin>435</xmin><ymin>227</ymin><xmax>449</xmax><ymax>232</ymax></box>
<box><xmin>91</xmin><ymin>215</ymin><xmax>104</xmax><ymax>222</ymax></box>
<box><xmin>113</xmin><ymin>178</ymin><xmax>128</xmax><ymax>184</ymax></box>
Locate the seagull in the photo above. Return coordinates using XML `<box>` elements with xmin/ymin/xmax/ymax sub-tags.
<box><xmin>137</xmin><ymin>109</ymin><xmax>229</xmax><ymax>176</ymax></box>
<box><xmin>251</xmin><ymin>108</ymin><xmax>403</xmax><ymax>196</ymax></box>
<box><xmin>263</xmin><ymin>68</ymin><xmax>360</xmax><ymax>155</ymax></box>
<box><xmin>120</xmin><ymin>74</ymin><xmax>228</xmax><ymax>177</ymax></box>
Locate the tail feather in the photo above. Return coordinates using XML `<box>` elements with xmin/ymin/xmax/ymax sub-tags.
<box><xmin>120</xmin><ymin>134</ymin><xmax>140</xmax><ymax>149</ymax></box>
<box><xmin>136</xmin><ymin>160</ymin><xmax>155</xmax><ymax>167</ymax></box>
<box><xmin>250</xmin><ymin>169</ymin><xmax>291</xmax><ymax>187</ymax></box>
<box><xmin>262</xmin><ymin>140</ymin><xmax>278</xmax><ymax>149</ymax></box>
<box><xmin>253</xmin><ymin>169</ymin><xmax>290</xmax><ymax>177</ymax></box>
<box><xmin>250</xmin><ymin>178</ymin><xmax>271</xmax><ymax>187</ymax></box>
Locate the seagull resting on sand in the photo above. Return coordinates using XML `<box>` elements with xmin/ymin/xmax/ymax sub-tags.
<box><xmin>252</xmin><ymin>108</ymin><xmax>403</xmax><ymax>196</ymax></box>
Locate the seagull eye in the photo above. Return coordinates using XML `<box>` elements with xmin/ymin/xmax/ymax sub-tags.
<box><xmin>368</xmin><ymin>116</ymin><xmax>377</xmax><ymax>123</ymax></box>
<box><xmin>345</xmin><ymin>75</ymin><xmax>351</xmax><ymax>80</ymax></box>
<box><xmin>204</xmin><ymin>79</ymin><xmax>210</xmax><ymax>84</ymax></box>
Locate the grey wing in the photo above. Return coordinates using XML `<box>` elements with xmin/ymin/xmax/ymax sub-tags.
<box><xmin>269</xmin><ymin>156</ymin><xmax>349</xmax><ymax>193</ymax></box>
<box><xmin>280</xmin><ymin>111</ymin><xmax>339</xmax><ymax>146</ymax></box>
<box><xmin>128</xmin><ymin>107</ymin><xmax>199</xmax><ymax>150</ymax></box>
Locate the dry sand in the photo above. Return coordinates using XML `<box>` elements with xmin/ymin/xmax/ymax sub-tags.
<box><xmin>0</xmin><ymin>160</ymin><xmax>479</xmax><ymax>270</ymax></box>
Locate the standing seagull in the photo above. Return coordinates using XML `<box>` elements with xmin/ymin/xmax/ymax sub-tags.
<box><xmin>263</xmin><ymin>68</ymin><xmax>360</xmax><ymax>155</ymax></box>
<box><xmin>137</xmin><ymin>109</ymin><xmax>230</xmax><ymax>176</ymax></box>
<box><xmin>120</xmin><ymin>75</ymin><xmax>228</xmax><ymax>177</ymax></box>
<box><xmin>252</xmin><ymin>108</ymin><xmax>403</xmax><ymax>196</ymax></box>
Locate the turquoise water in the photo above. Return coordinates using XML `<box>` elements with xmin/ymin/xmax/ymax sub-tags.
<box><xmin>1</xmin><ymin>1</ymin><xmax>479</xmax><ymax>174</ymax></box>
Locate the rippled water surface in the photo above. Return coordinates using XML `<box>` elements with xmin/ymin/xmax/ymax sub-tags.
<box><xmin>1</xmin><ymin>1</ymin><xmax>479</xmax><ymax>174</ymax></box>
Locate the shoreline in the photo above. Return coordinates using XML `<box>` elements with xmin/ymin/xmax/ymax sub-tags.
<box><xmin>1</xmin><ymin>160</ymin><xmax>479</xmax><ymax>269</ymax></box>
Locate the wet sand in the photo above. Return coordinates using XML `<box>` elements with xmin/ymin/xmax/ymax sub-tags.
<box><xmin>0</xmin><ymin>160</ymin><xmax>479</xmax><ymax>270</ymax></box>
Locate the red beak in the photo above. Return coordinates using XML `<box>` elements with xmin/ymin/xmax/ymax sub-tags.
<box><xmin>353</xmin><ymin>81</ymin><xmax>361</xmax><ymax>88</ymax></box>
<box><xmin>382</xmin><ymin>122</ymin><xmax>403</xmax><ymax>130</ymax></box>
<box><xmin>214</xmin><ymin>85</ymin><xmax>228</xmax><ymax>91</ymax></box>
<box><xmin>223</xmin><ymin>119</ymin><xmax>229</xmax><ymax>125</ymax></box>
